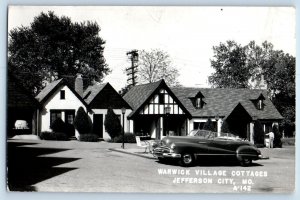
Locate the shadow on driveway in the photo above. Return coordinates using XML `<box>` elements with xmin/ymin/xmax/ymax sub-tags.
<box><xmin>7</xmin><ymin>141</ymin><xmax>80</xmax><ymax>191</ymax></box>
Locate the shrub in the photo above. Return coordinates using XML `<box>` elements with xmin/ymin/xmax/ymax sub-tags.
<box><xmin>74</xmin><ymin>107</ymin><xmax>92</xmax><ymax>134</ymax></box>
<box><xmin>79</xmin><ymin>134</ymin><xmax>99</xmax><ymax>142</ymax></box>
<box><xmin>50</xmin><ymin>118</ymin><xmax>66</xmax><ymax>133</ymax></box>
<box><xmin>113</xmin><ymin>133</ymin><xmax>136</xmax><ymax>143</ymax></box>
<box><xmin>273</xmin><ymin>124</ymin><xmax>282</xmax><ymax>148</ymax></box>
<box><xmin>104</xmin><ymin>107</ymin><xmax>122</xmax><ymax>139</ymax></box>
<box><xmin>40</xmin><ymin>131</ymin><xmax>68</xmax><ymax>141</ymax></box>
<box><xmin>254</xmin><ymin>120</ymin><xmax>265</xmax><ymax>145</ymax></box>
<box><xmin>203</xmin><ymin>118</ymin><xmax>216</xmax><ymax>132</ymax></box>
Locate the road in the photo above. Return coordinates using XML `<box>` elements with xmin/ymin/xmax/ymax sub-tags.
<box><xmin>7</xmin><ymin>139</ymin><xmax>295</xmax><ymax>193</ymax></box>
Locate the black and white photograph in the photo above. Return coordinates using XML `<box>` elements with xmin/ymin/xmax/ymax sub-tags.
<box><xmin>6</xmin><ymin>6</ymin><xmax>295</xmax><ymax>193</ymax></box>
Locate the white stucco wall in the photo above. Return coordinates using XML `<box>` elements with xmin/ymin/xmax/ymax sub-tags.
<box><xmin>40</xmin><ymin>85</ymin><xmax>87</xmax><ymax>133</ymax></box>
<box><xmin>89</xmin><ymin>108</ymin><xmax>132</xmax><ymax>140</ymax></box>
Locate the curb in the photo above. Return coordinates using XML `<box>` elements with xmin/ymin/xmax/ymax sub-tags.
<box><xmin>109</xmin><ymin>148</ymin><xmax>156</xmax><ymax>160</ymax></box>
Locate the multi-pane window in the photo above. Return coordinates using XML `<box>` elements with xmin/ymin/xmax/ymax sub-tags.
<box><xmin>50</xmin><ymin>110</ymin><xmax>62</xmax><ymax>124</ymax></box>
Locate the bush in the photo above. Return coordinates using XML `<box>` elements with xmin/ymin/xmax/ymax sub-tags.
<box><xmin>79</xmin><ymin>134</ymin><xmax>99</xmax><ymax>142</ymax></box>
<box><xmin>74</xmin><ymin>107</ymin><xmax>92</xmax><ymax>134</ymax></box>
<box><xmin>40</xmin><ymin>131</ymin><xmax>68</xmax><ymax>141</ymax></box>
<box><xmin>104</xmin><ymin>107</ymin><xmax>122</xmax><ymax>139</ymax></box>
<box><xmin>254</xmin><ymin>120</ymin><xmax>265</xmax><ymax>145</ymax></box>
<box><xmin>50</xmin><ymin>118</ymin><xmax>66</xmax><ymax>133</ymax></box>
<box><xmin>273</xmin><ymin>124</ymin><xmax>282</xmax><ymax>148</ymax></box>
<box><xmin>113</xmin><ymin>133</ymin><xmax>136</xmax><ymax>143</ymax></box>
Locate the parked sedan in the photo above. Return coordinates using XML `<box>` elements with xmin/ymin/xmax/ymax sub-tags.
<box><xmin>153</xmin><ymin>130</ymin><xmax>267</xmax><ymax>167</ymax></box>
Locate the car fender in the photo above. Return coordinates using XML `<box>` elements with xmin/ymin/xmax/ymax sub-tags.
<box><xmin>171</xmin><ymin>142</ymin><xmax>207</xmax><ymax>155</ymax></box>
<box><xmin>236</xmin><ymin>145</ymin><xmax>260</xmax><ymax>161</ymax></box>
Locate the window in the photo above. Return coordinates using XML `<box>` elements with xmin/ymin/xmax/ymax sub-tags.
<box><xmin>60</xmin><ymin>90</ymin><xmax>65</xmax><ymax>99</ymax></box>
<box><xmin>193</xmin><ymin>122</ymin><xmax>205</xmax><ymax>130</ymax></box>
<box><xmin>50</xmin><ymin>110</ymin><xmax>62</xmax><ymax>125</ymax></box>
<box><xmin>258</xmin><ymin>100</ymin><xmax>263</xmax><ymax>110</ymax></box>
<box><xmin>158</xmin><ymin>93</ymin><xmax>165</xmax><ymax>104</ymax></box>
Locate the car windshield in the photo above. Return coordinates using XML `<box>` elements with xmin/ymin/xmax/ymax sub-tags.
<box><xmin>188</xmin><ymin>130</ymin><xmax>216</xmax><ymax>139</ymax></box>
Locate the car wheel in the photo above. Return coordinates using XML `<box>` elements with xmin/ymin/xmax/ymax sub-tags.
<box><xmin>181</xmin><ymin>153</ymin><xmax>194</xmax><ymax>167</ymax></box>
<box><xmin>240</xmin><ymin>158</ymin><xmax>252</xmax><ymax>167</ymax></box>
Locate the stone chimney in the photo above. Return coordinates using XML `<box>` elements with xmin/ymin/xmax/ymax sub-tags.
<box><xmin>75</xmin><ymin>73</ymin><xmax>83</xmax><ymax>97</ymax></box>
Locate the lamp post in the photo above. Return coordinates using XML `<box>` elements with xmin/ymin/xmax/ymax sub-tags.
<box><xmin>121</xmin><ymin>107</ymin><xmax>126</xmax><ymax>149</ymax></box>
<box><xmin>164</xmin><ymin>106</ymin><xmax>171</xmax><ymax>136</ymax></box>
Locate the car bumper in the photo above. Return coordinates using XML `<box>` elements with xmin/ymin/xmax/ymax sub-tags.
<box><xmin>153</xmin><ymin>147</ymin><xmax>181</xmax><ymax>159</ymax></box>
<box><xmin>258</xmin><ymin>154</ymin><xmax>269</xmax><ymax>160</ymax></box>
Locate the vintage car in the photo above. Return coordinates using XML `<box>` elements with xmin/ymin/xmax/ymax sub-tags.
<box><xmin>153</xmin><ymin>130</ymin><xmax>266</xmax><ymax>167</ymax></box>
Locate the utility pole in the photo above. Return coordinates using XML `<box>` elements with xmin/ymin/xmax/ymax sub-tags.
<box><xmin>126</xmin><ymin>50</ymin><xmax>139</xmax><ymax>87</ymax></box>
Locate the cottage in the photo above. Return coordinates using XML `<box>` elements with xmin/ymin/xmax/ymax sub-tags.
<box><xmin>35</xmin><ymin>74</ymin><xmax>131</xmax><ymax>140</ymax></box>
<box><xmin>35</xmin><ymin>77</ymin><xmax>90</xmax><ymax>138</ymax></box>
<box><xmin>124</xmin><ymin>79</ymin><xmax>283</xmax><ymax>142</ymax></box>
<box><xmin>82</xmin><ymin>81</ymin><xmax>131</xmax><ymax>140</ymax></box>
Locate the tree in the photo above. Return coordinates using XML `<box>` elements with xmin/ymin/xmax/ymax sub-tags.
<box><xmin>8</xmin><ymin>11</ymin><xmax>109</xmax><ymax>95</ymax></box>
<box><xmin>104</xmin><ymin>107</ymin><xmax>122</xmax><ymax>139</ymax></box>
<box><xmin>50</xmin><ymin>118</ymin><xmax>66</xmax><ymax>133</ymax></box>
<box><xmin>208</xmin><ymin>41</ymin><xmax>250</xmax><ymax>88</ymax></box>
<box><xmin>203</xmin><ymin>119</ymin><xmax>216</xmax><ymax>132</ymax></box>
<box><xmin>74</xmin><ymin>107</ymin><xmax>92</xmax><ymax>134</ymax></box>
<box><xmin>137</xmin><ymin>49</ymin><xmax>181</xmax><ymax>86</ymax></box>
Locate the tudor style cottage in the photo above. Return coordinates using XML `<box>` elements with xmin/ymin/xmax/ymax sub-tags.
<box><xmin>124</xmin><ymin>79</ymin><xmax>283</xmax><ymax>143</ymax></box>
<box><xmin>35</xmin><ymin>74</ymin><xmax>131</xmax><ymax>140</ymax></box>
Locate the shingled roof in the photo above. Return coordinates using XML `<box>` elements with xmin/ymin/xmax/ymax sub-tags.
<box><xmin>123</xmin><ymin>80</ymin><xmax>163</xmax><ymax>111</ymax></box>
<box><xmin>123</xmin><ymin>79</ymin><xmax>283</xmax><ymax>120</ymax></box>
<box><xmin>171</xmin><ymin>87</ymin><xmax>283</xmax><ymax>120</ymax></box>
<box><xmin>83</xmin><ymin>83</ymin><xmax>107</xmax><ymax>104</ymax></box>
<box><xmin>35</xmin><ymin>79</ymin><xmax>63</xmax><ymax>103</ymax></box>
<box><xmin>35</xmin><ymin>78</ymin><xmax>90</xmax><ymax>109</ymax></box>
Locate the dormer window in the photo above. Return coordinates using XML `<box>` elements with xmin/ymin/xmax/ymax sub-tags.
<box><xmin>253</xmin><ymin>93</ymin><xmax>265</xmax><ymax>110</ymax></box>
<box><xmin>191</xmin><ymin>91</ymin><xmax>205</xmax><ymax>109</ymax></box>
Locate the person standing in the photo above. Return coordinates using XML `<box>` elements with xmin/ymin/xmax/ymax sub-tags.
<box><xmin>266</xmin><ymin>131</ymin><xmax>275</xmax><ymax>148</ymax></box>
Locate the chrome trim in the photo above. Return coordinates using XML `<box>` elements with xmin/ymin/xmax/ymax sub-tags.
<box><xmin>162</xmin><ymin>153</ymin><xmax>181</xmax><ymax>158</ymax></box>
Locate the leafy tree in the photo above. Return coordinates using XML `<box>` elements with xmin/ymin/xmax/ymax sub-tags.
<box><xmin>74</xmin><ymin>107</ymin><xmax>92</xmax><ymax>134</ymax></box>
<box><xmin>208</xmin><ymin>41</ymin><xmax>250</xmax><ymax>88</ymax></box>
<box><xmin>137</xmin><ymin>49</ymin><xmax>181</xmax><ymax>86</ymax></box>
<box><xmin>253</xmin><ymin>120</ymin><xmax>264</xmax><ymax>145</ymax></box>
<box><xmin>272</xmin><ymin>124</ymin><xmax>282</xmax><ymax>148</ymax></box>
<box><xmin>104</xmin><ymin>107</ymin><xmax>122</xmax><ymax>139</ymax></box>
<box><xmin>203</xmin><ymin>118</ymin><xmax>216</xmax><ymax>132</ymax></box>
<box><xmin>8</xmin><ymin>11</ymin><xmax>109</xmax><ymax>95</ymax></box>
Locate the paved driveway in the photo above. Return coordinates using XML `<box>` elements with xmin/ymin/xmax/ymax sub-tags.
<box><xmin>7</xmin><ymin>139</ymin><xmax>295</xmax><ymax>193</ymax></box>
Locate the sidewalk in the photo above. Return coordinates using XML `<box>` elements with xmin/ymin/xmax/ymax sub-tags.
<box><xmin>109</xmin><ymin>145</ymin><xmax>156</xmax><ymax>160</ymax></box>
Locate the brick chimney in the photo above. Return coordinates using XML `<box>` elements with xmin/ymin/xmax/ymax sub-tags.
<box><xmin>75</xmin><ymin>73</ymin><xmax>83</xmax><ymax>97</ymax></box>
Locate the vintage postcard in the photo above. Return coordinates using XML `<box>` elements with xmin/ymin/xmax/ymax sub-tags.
<box><xmin>7</xmin><ymin>6</ymin><xmax>295</xmax><ymax>193</ymax></box>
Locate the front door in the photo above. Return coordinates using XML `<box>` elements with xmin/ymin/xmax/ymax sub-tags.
<box><xmin>93</xmin><ymin>114</ymin><xmax>103</xmax><ymax>138</ymax></box>
<box><xmin>65</xmin><ymin>110</ymin><xmax>75</xmax><ymax>137</ymax></box>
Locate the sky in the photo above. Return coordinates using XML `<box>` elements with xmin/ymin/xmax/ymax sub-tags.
<box><xmin>8</xmin><ymin>6</ymin><xmax>296</xmax><ymax>91</ymax></box>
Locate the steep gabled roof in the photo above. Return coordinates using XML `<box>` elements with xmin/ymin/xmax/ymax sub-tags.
<box><xmin>35</xmin><ymin>79</ymin><xmax>63</xmax><ymax>103</ymax></box>
<box><xmin>83</xmin><ymin>83</ymin><xmax>107</xmax><ymax>104</ymax></box>
<box><xmin>171</xmin><ymin>87</ymin><xmax>283</xmax><ymax>120</ymax></box>
<box><xmin>35</xmin><ymin>79</ymin><xmax>90</xmax><ymax>109</ymax></box>
<box><xmin>123</xmin><ymin>80</ymin><xmax>191</xmax><ymax>118</ymax></box>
